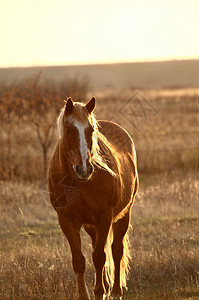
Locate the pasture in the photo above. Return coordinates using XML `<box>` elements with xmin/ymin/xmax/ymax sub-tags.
<box><xmin>0</xmin><ymin>82</ymin><xmax>199</xmax><ymax>299</ymax></box>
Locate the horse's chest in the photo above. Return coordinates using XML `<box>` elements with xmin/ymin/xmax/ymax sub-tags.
<box><xmin>80</xmin><ymin>185</ymin><xmax>115</xmax><ymax>225</ymax></box>
<box><xmin>81</xmin><ymin>198</ymin><xmax>107</xmax><ymax>226</ymax></box>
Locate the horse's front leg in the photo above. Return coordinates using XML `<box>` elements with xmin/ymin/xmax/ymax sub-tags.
<box><xmin>57</xmin><ymin>211</ymin><xmax>90</xmax><ymax>300</ymax></box>
<box><xmin>92</xmin><ymin>212</ymin><xmax>112</xmax><ymax>300</ymax></box>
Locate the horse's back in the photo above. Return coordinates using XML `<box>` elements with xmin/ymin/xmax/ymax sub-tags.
<box><xmin>98</xmin><ymin>120</ymin><xmax>137</xmax><ymax>166</ymax></box>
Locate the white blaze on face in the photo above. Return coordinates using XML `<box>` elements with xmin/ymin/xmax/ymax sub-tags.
<box><xmin>73</xmin><ymin>120</ymin><xmax>88</xmax><ymax>170</ymax></box>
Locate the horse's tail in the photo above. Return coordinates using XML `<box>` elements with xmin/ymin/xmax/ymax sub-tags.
<box><xmin>104</xmin><ymin>225</ymin><xmax>114</xmax><ymax>290</ymax></box>
<box><xmin>105</xmin><ymin>225</ymin><xmax>132</xmax><ymax>291</ymax></box>
<box><xmin>121</xmin><ymin>229</ymin><xmax>132</xmax><ymax>289</ymax></box>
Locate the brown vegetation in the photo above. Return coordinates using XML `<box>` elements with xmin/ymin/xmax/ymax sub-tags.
<box><xmin>0</xmin><ymin>74</ymin><xmax>199</xmax><ymax>299</ymax></box>
<box><xmin>0</xmin><ymin>73</ymin><xmax>90</xmax><ymax>179</ymax></box>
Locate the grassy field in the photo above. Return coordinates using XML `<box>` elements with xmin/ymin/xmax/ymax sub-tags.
<box><xmin>0</xmin><ymin>88</ymin><xmax>199</xmax><ymax>299</ymax></box>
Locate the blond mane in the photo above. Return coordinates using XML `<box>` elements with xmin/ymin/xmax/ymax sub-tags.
<box><xmin>57</xmin><ymin>102</ymin><xmax>117</xmax><ymax>177</ymax></box>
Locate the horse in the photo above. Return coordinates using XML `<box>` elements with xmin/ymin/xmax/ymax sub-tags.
<box><xmin>48</xmin><ymin>96</ymin><xmax>139</xmax><ymax>300</ymax></box>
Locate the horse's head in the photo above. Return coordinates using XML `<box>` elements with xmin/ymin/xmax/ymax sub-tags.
<box><xmin>59</xmin><ymin>97</ymin><xmax>96</xmax><ymax>181</ymax></box>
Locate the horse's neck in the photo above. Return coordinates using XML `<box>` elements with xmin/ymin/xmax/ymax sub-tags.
<box><xmin>98</xmin><ymin>137</ymin><xmax>112</xmax><ymax>158</ymax></box>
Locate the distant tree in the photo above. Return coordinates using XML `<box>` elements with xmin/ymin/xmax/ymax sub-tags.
<box><xmin>0</xmin><ymin>83</ymin><xmax>21</xmax><ymax>178</ymax></box>
<box><xmin>15</xmin><ymin>72</ymin><xmax>59</xmax><ymax>176</ymax></box>
<box><xmin>58</xmin><ymin>75</ymin><xmax>90</xmax><ymax>101</ymax></box>
<box><xmin>0</xmin><ymin>72</ymin><xmax>91</xmax><ymax>179</ymax></box>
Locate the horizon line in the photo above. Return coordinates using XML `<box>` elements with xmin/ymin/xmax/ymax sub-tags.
<box><xmin>1</xmin><ymin>56</ymin><xmax>199</xmax><ymax>69</ymax></box>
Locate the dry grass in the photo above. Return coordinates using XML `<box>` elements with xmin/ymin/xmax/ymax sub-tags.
<box><xmin>128</xmin><ymin>171</ymin><xmax>199</xmax><ymax>299</ymax></box>
<box><xmin>0</xmin><ymin>171</ymin><xmax>199</xmax><ymax>299</ymax></box>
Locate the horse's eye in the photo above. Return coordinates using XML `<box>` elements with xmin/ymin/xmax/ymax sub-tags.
<box><xmin>66</xmin><ymin>129</ymin><xmax>70</xmax><ymax>134</ymax></box>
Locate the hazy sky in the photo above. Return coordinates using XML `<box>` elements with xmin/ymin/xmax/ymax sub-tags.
<box><xmin>0</xmin><ymin>0</ymin><xmax>199</xmax><ymax>67</ymax></box>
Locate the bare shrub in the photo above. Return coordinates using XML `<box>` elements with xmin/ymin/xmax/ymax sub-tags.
<box><xmin>0</xmin><ymin>73</ymin><xmax>90</xmax><ymax>180</ymax></box>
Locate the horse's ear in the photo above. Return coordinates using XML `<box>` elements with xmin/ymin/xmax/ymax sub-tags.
<box><xmin>64</xmin><ymin>97</ymin><xmax>73</xmax><ymax>114</ymax></box>
<box><xmin>85</xmin><ymin>97</ymin><xmax>96</xmax><ymax>114</ymax></box>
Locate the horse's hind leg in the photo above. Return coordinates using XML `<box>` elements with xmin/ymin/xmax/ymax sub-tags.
<box><xmin>84</xmin><ymin>225</ymin><xmax>110</xmax><ymax>296</ymax></box>
<box><xmin>111</xmin><ymin>212</ymin><xmax>131</xmax><ymax>299</ymax></box>
<box><xmin>58</xmin><ymin>212</ymin><xmax>90</xmax><ymax>300</ymax></box>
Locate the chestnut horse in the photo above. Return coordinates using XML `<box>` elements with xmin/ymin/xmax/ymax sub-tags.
<box><xmin>48</xmin><ymin>97</ymin><xmax>139</xmax><ymax>300</ymax></box>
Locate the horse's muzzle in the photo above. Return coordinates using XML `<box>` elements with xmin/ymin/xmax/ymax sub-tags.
<box><xmin>74</xmin><ymin>163</ymin><xmax>93</xmax><ymax>181</ymax></box>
